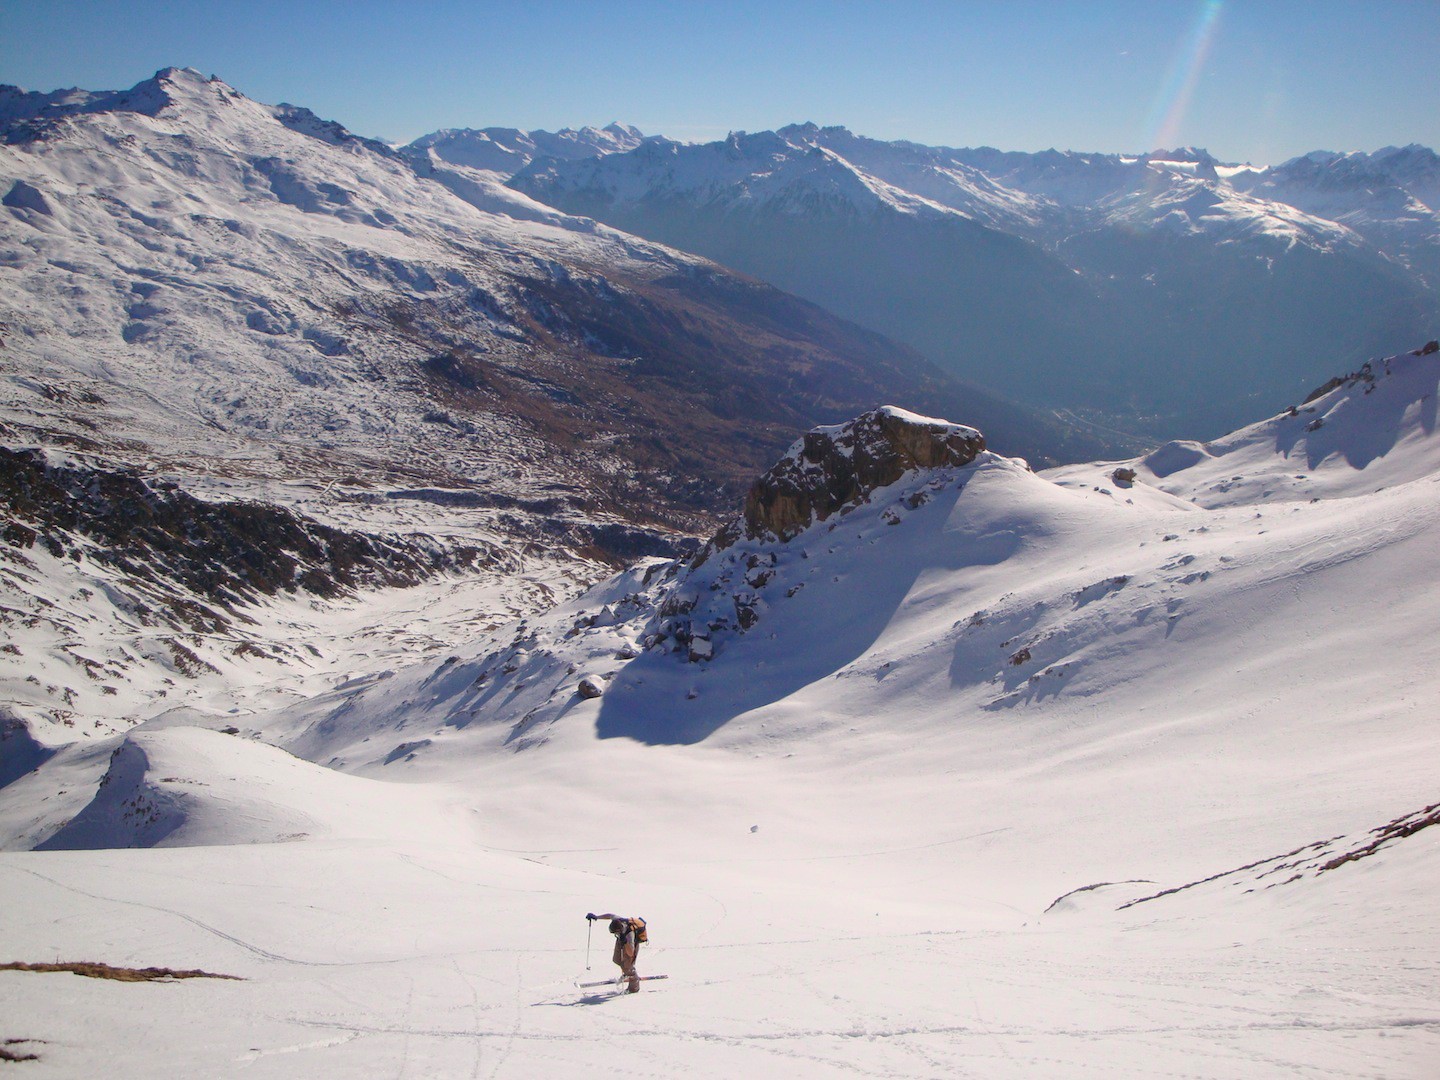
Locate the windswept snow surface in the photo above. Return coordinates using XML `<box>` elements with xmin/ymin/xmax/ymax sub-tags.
<box><xmin>4</xmin><ymin>348</ymin><xmax>1439</xmax><ymax>1076</ymax></box>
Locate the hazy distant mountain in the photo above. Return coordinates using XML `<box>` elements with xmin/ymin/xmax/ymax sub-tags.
<box><xmin>508</xmin><ymin>125</ymin><xmax>1438</xmax><ymax>438</ymax></box>
<box><xmin>511</xmin><ymin>131</ymin><xmax>1101</xmax><ymax>419</ymax></box>
<box><xmin>1228</xmin><ymin>144</ymin><xmax>1440</xmax><ymax>278</ymax></box>
<box><xmin>402</xmin><ymin>122</ymin><xmax>649</xmax><ymax>175</ymax></box>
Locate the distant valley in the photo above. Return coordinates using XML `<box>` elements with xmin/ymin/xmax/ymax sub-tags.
<box><xmin>469</xmin><ymin>125</ymin><xmax>1440</xmax><ymax>439</ymax></box>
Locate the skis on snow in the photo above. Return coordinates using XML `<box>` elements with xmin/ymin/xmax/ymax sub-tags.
<box><xmin>576</xmin><ymin>975</ymin><xmax>669</xmax><ymax>989</ymax></box>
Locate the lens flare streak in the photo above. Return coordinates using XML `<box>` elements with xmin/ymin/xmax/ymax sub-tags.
<box><xmin>1145</xmin><ymin>0</ymin><xmax>1224</xmax><ymax>152</ymax></box>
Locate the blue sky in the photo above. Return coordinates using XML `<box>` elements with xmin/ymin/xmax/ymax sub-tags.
<box><xmin>2</xmin><ymin>0</ymin><xmax>1436</xmax><ymax>162</ymax></box>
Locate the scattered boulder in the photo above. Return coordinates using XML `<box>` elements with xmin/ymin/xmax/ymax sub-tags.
<box><xmin>576</xmin><ymin>674</ymin><xmax>607</xmax><ymax>699</ymax></box>
<box><xmin>1111</xmin><ymin>467</ymin><xmax>1138</xmax><ymax>488</ymax></box>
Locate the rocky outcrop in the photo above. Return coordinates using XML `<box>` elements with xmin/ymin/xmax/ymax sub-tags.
<box><xmin>738</xmin><ymin>406</ymin><xmax>984</xmax><ymax>541</ymax></box>
<box><xmin>0</xmin><ymin>447</ymin><xmax>495</xmax><ymax>615</ymax></box>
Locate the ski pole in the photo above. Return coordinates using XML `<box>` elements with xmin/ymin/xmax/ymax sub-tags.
<box><xmin>585</xmin><ymin>916</ymin><xmax>593</xmax><ymax>970</ymax></box>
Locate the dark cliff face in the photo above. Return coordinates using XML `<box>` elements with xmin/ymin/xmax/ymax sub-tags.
<box><xmin>0</xmin><ymin>447</ymin><xmax>494</xmax><ymax>619</ymax></box>
<box><xmin>738</xmin><ymin>407</ymin><xmax>986</xmax><ymax>542</ymax></box>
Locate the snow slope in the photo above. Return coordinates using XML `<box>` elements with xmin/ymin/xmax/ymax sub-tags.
<box><xmin>3</xmin><ymin>346</ymin><xmax>1436</xmax><ymax>1076</ymax></box>
<box><xmin>37</xmin><ymin>726</ymin><xmax>465</xmax><ymax>851</ymax></box>
<box><xmin>1050</xmin><ymin>341</ymin><xmax>1440</xmax><ymax>507</ymax></box>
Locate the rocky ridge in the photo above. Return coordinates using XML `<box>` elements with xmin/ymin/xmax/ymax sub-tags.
<box><xmin>272</xmin><ymin>406</ymin><xmax>1001</xmax><ymax>762</ymax></box>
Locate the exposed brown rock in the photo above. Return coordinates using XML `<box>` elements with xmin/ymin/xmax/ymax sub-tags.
<box><xmin>0</xmin><ymin>961</ymin><xmax>241</xmax><ymax>981</ymax></box>
<box><xmin>738</xmin><ymin>407</ymin><xmax>984</xmax><ymax>542</ymax></box>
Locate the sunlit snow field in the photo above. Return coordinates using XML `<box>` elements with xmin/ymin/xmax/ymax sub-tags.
<box><xmin>4</xmin><ymin>352</ymin><xmax>1440</xmax><ymax>1077</ymax></box>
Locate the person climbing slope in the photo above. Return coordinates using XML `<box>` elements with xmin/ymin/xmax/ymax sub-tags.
<box><xmin>586</xmin><ymin>912</ymin><xmax>646</xmax><ymax>992</ymax></box>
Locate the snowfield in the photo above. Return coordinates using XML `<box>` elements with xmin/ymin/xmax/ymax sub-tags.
<box><xmin>3</xmin><ymin>347</ymin><xmax>1439</xmax><ymax>1076</ymax></box>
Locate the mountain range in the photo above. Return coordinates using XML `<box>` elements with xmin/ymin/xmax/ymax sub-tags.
<box><xmin>493</xmin><ymin>123</ymin><xmax>1439</xmax><ymax>438</ymax></box>
<box><xmin>1</xmin><ymin>69</ymin><xmax>1438</xmax><ymax>1077</ymax></box>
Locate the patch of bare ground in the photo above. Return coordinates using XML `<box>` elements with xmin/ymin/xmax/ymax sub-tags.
<box><xmin>1</xmin><ymin>1039</ymin><xmax>43</xmax><ymax>1063</ymax></box>
<box><xmin>1320</xmin><ymin>800</ymin><xmax>1440</xmax><ymax>871</ymax></box>
<box><xmin>1119</xmin><ymin>798</ymin><xmax>1440</xmax><ymax>909</ymax></box>
<box><xmin>0</xmin><ymin>961</ymin><xmax>242</xmax><ymax>982</ymax></box>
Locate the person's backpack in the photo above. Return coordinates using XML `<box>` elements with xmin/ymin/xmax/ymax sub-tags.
<box><xmin>629</xmin><ymin>916</ymin><xmax>648</xmax><ymax>944</ymax></box>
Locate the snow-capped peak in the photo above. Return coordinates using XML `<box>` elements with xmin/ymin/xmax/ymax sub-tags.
<box><xmin>0</xmin><ymin>67</ymin><xmax>240</xmax><ymax>127</ymax></box>
<box><xmin>513</xmin><ymin>127</ymin><xmax>969</xmax><ymax>221</ymax></box>
<box><xmin>402</xmin><ymin>122</ymin><xmax>649</xmax><ymax>177</ymax></box>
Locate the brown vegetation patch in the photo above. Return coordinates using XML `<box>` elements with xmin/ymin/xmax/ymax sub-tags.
<box><xmin>1</xmin><ymin>1039</ymin><xmax>42</xmax><ymax>1063</ymax></box>
<box><xmin>0</xmin><ymin>961</ymin><xmax>242</xmax><ymax>982</ymax></box>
